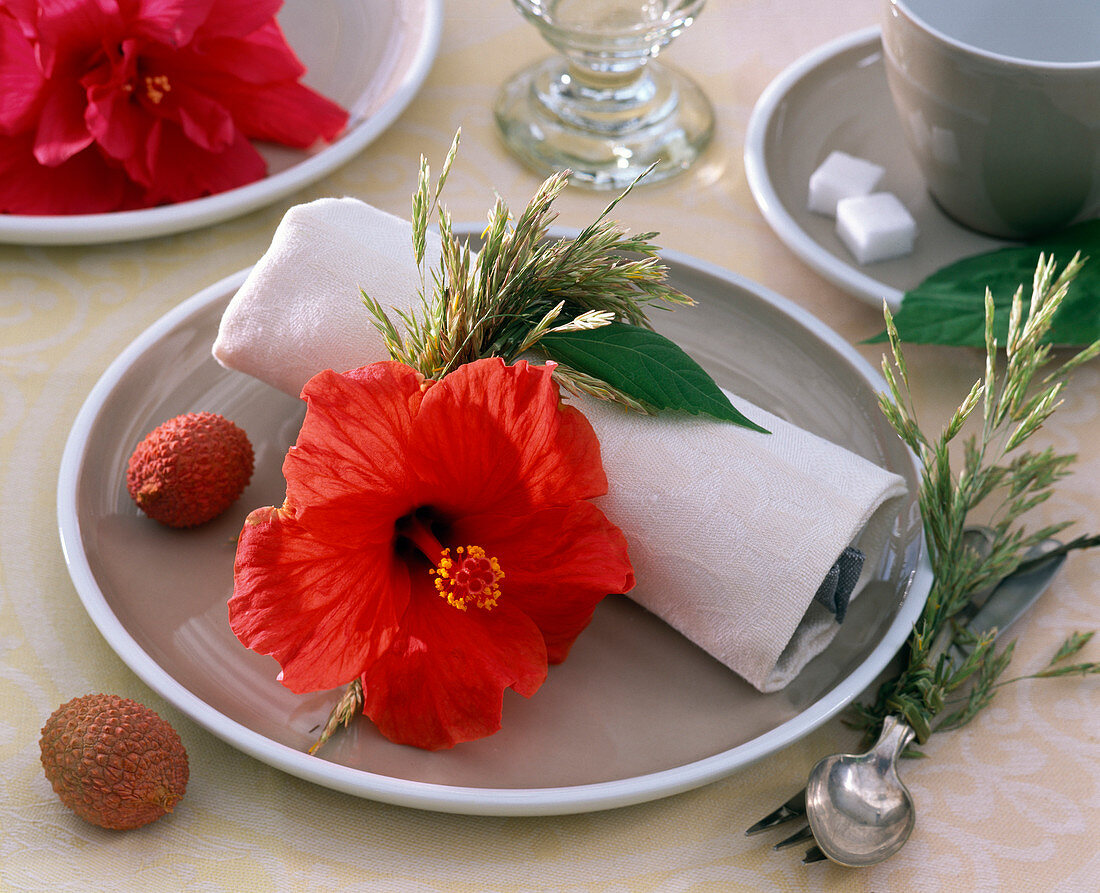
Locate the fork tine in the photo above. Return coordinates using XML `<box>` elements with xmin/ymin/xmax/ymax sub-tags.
<box><xmin>773</xmin><ymin>823</ymin><xmax>815</xmax><ymax>850</ymax></box>
<box><xmin>744</xmin><ymin>789</ymin><xmax>807</xmax><ymax>835</ymax></box>
<box><xmin>802</xmin><ymin>845</ymin><xmax>829</xmax><ymax>864</ymax></box>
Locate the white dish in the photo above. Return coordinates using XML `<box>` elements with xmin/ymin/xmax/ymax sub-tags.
<box><xmin>57</xmin><ymin>230</ymin><xmax>931</xmax><ymax>815</ymax></box>
<box><xmin>744</xmin><ymin>27</ymin><xmax>1009</xmax><ymax>309</ymax></box>
<box><xmin>0</xmin><ymin>0</ymin><xmax>441</xmax><ymax>246</ymax></box>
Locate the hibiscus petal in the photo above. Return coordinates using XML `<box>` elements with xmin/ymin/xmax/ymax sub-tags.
<box><xmin>122</xmin><ymin>0</ymin><xmax>216</xmax><ymax>47</ymax></box>
<box><xmin>229</xmin><ymin>504</ymin><xmax>408</xmax><ymax>693</ymax></box>
<box><xmin>194</xmin><ymin>0</ymin><xmax>281</xmax><ymax>39</ymax></box>
<box><xmin>360</xmin><ymin>577</ymin><xmax>548</xmax><ymax>750</ymax></box>
<box><xmin>284</xmin><ymin>364</ymin><xmax>424</xmax><ymax>543</ymax></box>
<box><xmin>0</xmin><ymin>11</ymin><xmax>45</xmax><ymax>134</ymax></box>
<box><xmin>1</xmin><ymin>0</ymin><xmax>40</xmax><ymax>32</ymax></box>
<box><xmin>32</xmin><ymin>80</ymin><xmax>94</xmax><ymax>166</ymax></box>
<box><xmin>31</xmin><ymin>0</ymin><xmax>122</xmax><ymax>79</ymax></box>
<box><xmin>452</xmin><ymin>502</ymin><xmax>635</xmax><ymax>663</ymax></box>
<box><xmin>411</xmin><ymin>359</ymin><xmax>610</xmax><ymax>519</ymax></box>
<box><xmin>140</xmin><ymin>116</ymin><xmax>266</xmax><ymax>203</ymax></box>
<box><xmin>187</xmin><ymin>21</ymin><xmax>305</xmax><ymax>84</ymax></box>
<box><xmin>215</xmin><ymin>79</ymin><xmax>348</xmax><ymax>147</ymax></box>
<box><xmin>85</xmin><ymin>57</ymin><xmax>150</xmax><ymax>167</ymax></box>
<box><xmin>0</xmin><ymin>135</ymin><xmax>136</xmax><ymax>213</ymax></box>
<box><xmin>167</xmin><ymin>80</ymin><xmax>236</xmax><ymax>151</ymax></box>
<box><xmin>175</xmin><ymin>22</ymin><xmax>346</xmax><ymax>146</ymax></box>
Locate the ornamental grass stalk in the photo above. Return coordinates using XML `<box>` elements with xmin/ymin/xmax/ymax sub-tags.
<box><xmin>855</xmin><ymin>254</ymin><xmax>1100</xmax><ymax>745</ymax></box>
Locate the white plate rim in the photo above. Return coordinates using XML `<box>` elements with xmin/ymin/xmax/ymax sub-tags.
<box><xmin>743</xmin><ymin>26</ymin><xmax>908</xmax><ymax>310</ymax></box>
<box><xmin>56</xmin><ymin>233</ymin><xmax>933</xmax><ymax>816</ymax></box>
<box><xmin>0</xmin><ymin>0</ymin><xmax>443</xmax><ymax>246</ymax></box>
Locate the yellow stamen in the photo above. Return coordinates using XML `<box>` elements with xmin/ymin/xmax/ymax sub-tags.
<box><xmin>144</xmin><ymin>74</ymin><xmax>171</xmax><ymax>104</ymax></box>
<box><xmin>430</xmin><ymin>545</ymin><xmax>504</xmax><ymax>612</ymax></box>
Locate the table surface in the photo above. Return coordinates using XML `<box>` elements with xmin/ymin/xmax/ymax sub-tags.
<box><xmin>3</xmin><ymin>1</ymin><xmax>1098</xmax><ymax>890</ymax></box>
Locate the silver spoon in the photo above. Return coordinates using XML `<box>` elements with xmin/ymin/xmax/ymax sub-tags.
<box><xmin>800</xmin><ymin>532</ymin><xmax>1067</xmax><ymax>867</ymax></box>
<box><xmin>804</xmin><ymin>714</ymin><xmax>915</xmax><ymax>866</ymax></box>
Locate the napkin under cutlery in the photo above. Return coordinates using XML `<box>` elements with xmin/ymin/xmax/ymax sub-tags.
<box><xmin>213</xmin><ymin>198</ymin><xmax>908</xmax><ymax>692</ymax></box>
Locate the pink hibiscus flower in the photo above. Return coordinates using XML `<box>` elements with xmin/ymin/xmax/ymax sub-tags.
<box><xmin>0</xmin><ymin>0</ymin><xmax>348</xmax><ymax>214</ymax></box>
<box><xmin>229</xmin><ymin>359</ymin><xmax>636</xmax><ymax>750</ymax></box>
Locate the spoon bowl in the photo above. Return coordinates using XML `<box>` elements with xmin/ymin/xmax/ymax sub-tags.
<box><xmin>804</xmin><ymin>714</ymin><xmax>916</xmax><ymax>867</ymax></box>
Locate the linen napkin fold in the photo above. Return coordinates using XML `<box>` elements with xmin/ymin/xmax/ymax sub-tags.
<box><xmin>213</xmin><ymin>198</ymin><xmax>908</xmax><ymax>692</ymax></box>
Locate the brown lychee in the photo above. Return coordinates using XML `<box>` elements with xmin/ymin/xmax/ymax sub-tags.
<box><xmin>39</xmin><ymin>694</ymin><xmax>189</xmax><ymax>830</ymax></box>
<box><xmin>126</xmin><ymin>411</ymin><xmax>254</xmax><ymax>527</ymax></box>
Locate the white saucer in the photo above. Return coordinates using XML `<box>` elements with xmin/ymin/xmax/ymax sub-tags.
<box><xmin>744</xmin><ymin>27</ymin><xmax>1008</xmax><ymax>309</ymax></box>
<box><xmin>0</xmin><ymin>0</ymin><xmax>441</xmax><ymax>246</ymax></box>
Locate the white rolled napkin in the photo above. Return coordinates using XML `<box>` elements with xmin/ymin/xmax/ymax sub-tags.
<box><xmin>214</xmin><ymin>197</ymin><xmax>908</xmax><ymax>692</ymax></box>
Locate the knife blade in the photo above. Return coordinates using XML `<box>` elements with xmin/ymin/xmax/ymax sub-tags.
<box><xmin>947</xmin><ymin>536</ymin><xmax>1066</xmax><ymax>666</ymax></box>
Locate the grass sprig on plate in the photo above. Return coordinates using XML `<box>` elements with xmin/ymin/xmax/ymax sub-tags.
<box><xmin>852</xmin><ymin>254</ymin><xmax>1100</xmax><ymax>745</ymax></box>
<box><xmin>361</xmin><ymin>131</ymin><xmax>766</xmax><ymax>430</ymax></box>
<box><xmin>363</xmin><ymin>131</ymin><xmax>687</xmax><ymax>385</ymax></box>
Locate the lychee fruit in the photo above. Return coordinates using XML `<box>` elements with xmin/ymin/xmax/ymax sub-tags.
<box><xmin>126</xmin><ymin>411</ymin><xmax>254</xmax><ymax>527</ymax></box>
<box><xmin>39</xmin><ymin>694</ymin><xmax>190</xmax><ymax>830</ymax></box>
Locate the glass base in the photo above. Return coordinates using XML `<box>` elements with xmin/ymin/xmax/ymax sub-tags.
<box><xmin>494</xmin><ymin>56</ymin><xmax>714</xmax><ymax>190</ymax></box>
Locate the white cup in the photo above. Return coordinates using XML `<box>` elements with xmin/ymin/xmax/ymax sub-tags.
<box><xmin>882</xmin><ymin>0</ymin><xmax>1100</xmax><ymax>238</ymax></box>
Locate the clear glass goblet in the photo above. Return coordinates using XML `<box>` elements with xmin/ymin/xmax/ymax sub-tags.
<box><xmin>494</xmin><ymin>0</ymin><xmax>714</xmax><ymax>190</ymax></box>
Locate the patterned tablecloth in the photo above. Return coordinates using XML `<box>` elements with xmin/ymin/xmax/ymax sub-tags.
<box><xmin>2</xmin><ymin>1</ymin><xmax>1097</xmax><ymax>890</ymax></box>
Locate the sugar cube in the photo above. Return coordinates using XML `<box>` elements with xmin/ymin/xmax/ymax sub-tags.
<box><xmin>835</xmin><ymin>192</ymin><xmax>917</xmax><ymax>265</ymax></box>
<box><xmin>807</xmin><ymin>151</ymin><xmax>885</xmax><ymax>217</ymax></box>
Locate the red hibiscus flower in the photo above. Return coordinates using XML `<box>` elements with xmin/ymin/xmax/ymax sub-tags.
<box><xmin>229</xmin><ymin>359</ymin><xmax>635</xmax><ymax>750</ymax></box>
<box><xmin>0</xmin><ymin>0</ymin><xmax>348</xmax><ymax>214</ymax></box>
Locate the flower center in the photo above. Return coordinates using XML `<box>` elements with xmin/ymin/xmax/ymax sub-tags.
<box><xmin>398</xmin><ymin>513</ymin><xmax>503</xmax><ymax>612</ymax></box>
<box><xmin>430</xmin><ymin>546</ymin><xmax>504</xmax><ymax>612</ymax></box>
<box><xmin>144</xmin><ymin>74</ymin><xmax>171</xmax><ymax>104</ymax></box>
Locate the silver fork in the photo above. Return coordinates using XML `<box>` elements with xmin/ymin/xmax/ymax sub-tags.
<box><xmin>746</xmin><ymin>529</ymin><xmax>1067</xmax><ymax>865</ymax></box>
<box><xmin>746</xmin><ymin>789</ymin><xmax>830</xmax><ymax>863</ymax></box>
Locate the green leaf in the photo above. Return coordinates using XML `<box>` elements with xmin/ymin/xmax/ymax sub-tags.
<box><xmin>868</xmin><ymin>219</ymin><xmax>1100</xmax><ymax>347</ymax></box>
<box><xmin>540</xmin><ymin>322</ymin><xmax>769</xmax><ymax>432</ymax></box>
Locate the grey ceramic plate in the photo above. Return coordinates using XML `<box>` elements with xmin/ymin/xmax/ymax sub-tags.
<box><xmin>0</xmin><ymin>0</ymin><xmax>441</xmax><ymax>245</ymax></box>
<box><xmin>57</xmin><ymin>233</ymin><xmax>931</xmax><ymax>815</ymax></box>
<box><xmin>744</xmin><ymin>26</ymin><xmax>1009</xmax><ymax>308</ymax></box>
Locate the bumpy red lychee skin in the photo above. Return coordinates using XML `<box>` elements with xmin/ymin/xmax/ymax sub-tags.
<box><xmin>126</xmin><ymin>411</ymin><xmax>254</xmax><ymax>527</ymax></box>
<box><xmin>39</xmin><ymin>694</ymin><xmax>190</xmax><ymax>831</ymax></box>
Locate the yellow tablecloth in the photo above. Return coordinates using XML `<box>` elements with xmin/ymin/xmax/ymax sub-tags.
<box><xmin>3</xmin><ymin>1</ymin><xmax>1098</xmax><ymax>890</ymax></box>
